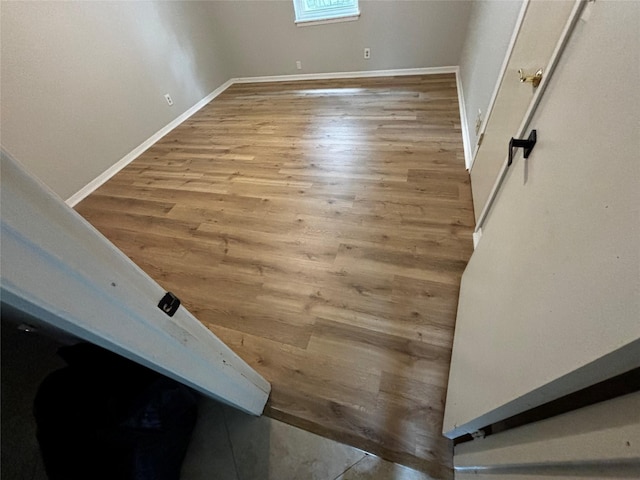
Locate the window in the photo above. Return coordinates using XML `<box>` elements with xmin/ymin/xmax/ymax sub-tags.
<box><xmin>293</xmin><ymin>0</ymin><xmax>360</xmax><ymax>25</ymax></box>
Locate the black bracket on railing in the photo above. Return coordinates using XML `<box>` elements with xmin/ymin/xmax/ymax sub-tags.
<box><xmin>508</xmin><ymin>129</ymin><xmax>537</xmax><ymax>167</ymax></box>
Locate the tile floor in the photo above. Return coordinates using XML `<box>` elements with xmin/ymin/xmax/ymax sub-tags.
<box><xmin>1</xmin><ymin>321</ymin><xmax>436</xmax><ymax>480</ymax></box>
<box><xmin>181</xmin><ymin>398</ymin><xmax>436</xmax><ymax>480</ymax></box>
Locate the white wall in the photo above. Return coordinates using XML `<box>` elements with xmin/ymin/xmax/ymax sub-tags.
<box><xmin>209</xmin><ymin>0</ymin><xmax>472</xmax><ymax>77</ymax></box>
<box><xmin>458</xmin><ymin>0</ymin><xmax>524</xmax><ymax>154</ymax></box>
<box><xmin>1</xmin><ymin>0</ymin><xmax>472</xmax><ymax>200</ymax></box>
<box><xmin>0</xmin><ymin>1</ymin><xmax>231</xmax><ymax>200</ymax></box>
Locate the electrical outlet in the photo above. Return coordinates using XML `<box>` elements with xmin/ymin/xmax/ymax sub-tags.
<box><xmin>296</xmin><ymin>60</ymin><xmax>302</xmax><ymax>70</ymax></box>
<box><xmin>164</xmin><ymin>94</ymin><xmax>174</xmax><ymax>106</ymax></box>
<box><xmin>475</xmin><ymin>109</ymin><xmax>482</xmax><ymax>136</ymax></box>
<box><xmin>364</xmin><ymin>47</ymin><xmax>371</xmax><ymax>59</ymax></box>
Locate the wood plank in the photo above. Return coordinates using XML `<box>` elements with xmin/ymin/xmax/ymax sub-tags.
<box><xmin>75</xmin><ymin>75</ymin><xmax>474</xmax><ymax>478</ymax></box>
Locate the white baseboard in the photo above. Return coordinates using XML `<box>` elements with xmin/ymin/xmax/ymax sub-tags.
<box><xmin>231</xmin><ymin>66</ymin><xmax>457</xmax><ymax>84</ymax></box>
<box><xmin>67</xmin><ymin>66</ymin><xmax>465</xmax><ymax>206</ymax></box>
<box><xmin>455</xmin><ymin>67</ymin><xmax>473</xmax><ymax>171</ymax></box>
<box><xmin>65</xmin><ymin>79</ymin><xmax>235</xmax><ymax>207</ymax></box>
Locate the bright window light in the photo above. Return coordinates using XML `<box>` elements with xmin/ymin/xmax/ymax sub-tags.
<box><xmin>293</xmin><ymin>0</ymin><xmax>360</xmax><ymax>25</ymax></box>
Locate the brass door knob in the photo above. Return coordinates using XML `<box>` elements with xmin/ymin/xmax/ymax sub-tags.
<box><xmin>518</xmin><ymin>68</ymin><xmax>544</xmax><ymax>88</ymax></box>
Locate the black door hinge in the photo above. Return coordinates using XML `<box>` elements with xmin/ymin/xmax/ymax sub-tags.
<box><xmin>158</xmin><ymin>291</ymin><xmax>180</xmax><ymax>317</ymax></box>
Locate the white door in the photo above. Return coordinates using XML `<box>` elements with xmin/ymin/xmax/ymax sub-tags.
<box><xmin>469</xmin><ymin>0</ymin><xmax>575</xmax><ymax>224</ymax></box>
<box><xmin>1</xmin><ymin>151</ymin><xmax>270</xmax><ymax>415</ymax></box>
<box><xmin>443</xmin><ymin>0</ymin><xmax>640</xmax><ymax>438</ymax></box>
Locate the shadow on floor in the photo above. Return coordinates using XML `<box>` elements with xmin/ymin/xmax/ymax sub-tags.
<box><xmin>1</xmin><ymin>319</ymin><xmax>64</xmax><ymax>480</ymax></box>
<box><xmin>1</xmin><ymin>316</ymin><xmax>435</xmax><ymax>480</ymax></box>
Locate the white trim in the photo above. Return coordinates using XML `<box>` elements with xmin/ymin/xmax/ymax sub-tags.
<box><xmin>67</xmin><ymin>67</ymin><xmax>461</xmax><ymax>206</ymax></box>
<box><xmin>468</xmin><ymin>0</ymin><xmax>530</xmax><ymax>173</ymax></box>
<box><xmin>65</xmin><ymin>79</ymin><xmax>235</xmax><ymax>207</ymax></box>
<box><xmin>295</xmin><ymin>13</ymin><xmax>360</xmax><ymax>27</ymax></box>
<box><xmin>231</xmin><ymin>66</ymin><xmax>458</xmax><ymax>84</ymax></box>
<box><xmin>454</xmin><ymin>66</ymin><xmax>473</xmax><ymax>171</ymax></box>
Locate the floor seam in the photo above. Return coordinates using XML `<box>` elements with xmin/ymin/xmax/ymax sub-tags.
<box><xmin>331</xmin><ymin>453</ymin><xmax>369</xmax><ymax>480</ymax></box>
<box><xmin>221</xmin><ymin>407</ymin><xmax>242</xmax><ymax>480</ymax></box>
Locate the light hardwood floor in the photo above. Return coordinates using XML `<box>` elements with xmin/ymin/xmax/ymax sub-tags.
<box><xmin>76</xmin><ymin>75</ymin><xmax>475</xmax><ymax>479</ymax></box>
